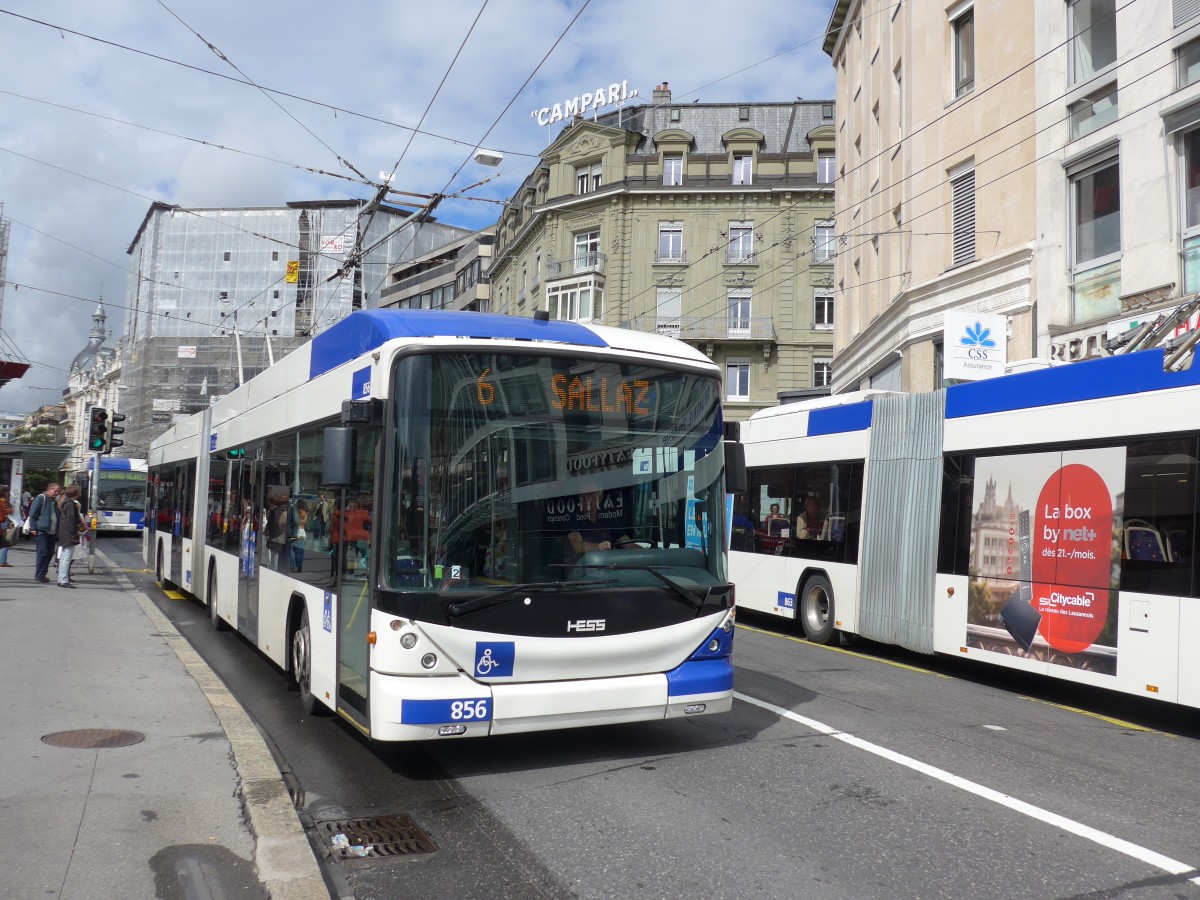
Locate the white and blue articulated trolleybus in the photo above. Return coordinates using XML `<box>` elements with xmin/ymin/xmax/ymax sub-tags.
<box><xmin>147</xmin><ymin>309</ymin><xmax>743</xmax><ymax>740</ymax></box>
<box><xmin>731</xmin><ymin>348</ymin><xmax>1200</xmax><ymax>710</ymax></box>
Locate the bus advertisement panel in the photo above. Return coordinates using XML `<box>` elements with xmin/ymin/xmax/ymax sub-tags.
<box><xmin>966</xmin><ymin>448</ymin><xmax>1124</xmax><ymax>675</ymax></box>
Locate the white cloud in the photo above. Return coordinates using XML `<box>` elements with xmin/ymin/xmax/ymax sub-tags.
<box><xmin>0</xmin><ymin>0</ymin><xmax>835</xmax><ymax>414</ymax></box>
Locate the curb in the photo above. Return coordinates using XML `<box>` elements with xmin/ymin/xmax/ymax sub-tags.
<box><xmin>98</xmin><ymin>548</ymin><xmax>331</xmax><ymax>900</ymax></box>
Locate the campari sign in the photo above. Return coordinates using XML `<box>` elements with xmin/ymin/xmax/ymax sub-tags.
<box><xmin>944</xmin><ymin>310</ymin><xmax>1007</xmax><ymax>381</ymax></box>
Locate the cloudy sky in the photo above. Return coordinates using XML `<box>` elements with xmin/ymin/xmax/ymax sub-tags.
<box><xmin>0</xmin><ymin>0</ymin><xmax>835</xmax><ymax>415</ymax></box>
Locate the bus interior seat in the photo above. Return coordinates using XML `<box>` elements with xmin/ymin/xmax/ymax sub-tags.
<box><xmin>819</xmin><ymin>515</ymin><xmax>846</xmax><ymax>541</ymax></box>
<box><xmin>1124</xmin><ymin>519</ymin><xmax>1167</xmax><ymax>562</ymax></box>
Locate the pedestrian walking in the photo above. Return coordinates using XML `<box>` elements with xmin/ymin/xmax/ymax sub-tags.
<box><xmin>27</xmin><ymin>483</ymin><xmax>61</xmax><ymax>583</ymax></box>
<box><xmin>0</xmin><ymin>485</ymin><xmax>12</xmax><ymax>567</ymax></box>
<box><xmin>56</xmin><ymin>485</ymin><xmax>84</xmax><ymax>588</ymax></box>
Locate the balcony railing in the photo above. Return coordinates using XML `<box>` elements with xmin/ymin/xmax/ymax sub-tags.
<box><xmin>654</xmin><ymin>249</ymin><xmax>687</xmax><ymax>264</ymax></box>
<box><xmin>547</xmin><ymin>251</ymin><xmax>607</xmax><ymax>279</ymax></box>
<box><xmin>630</xmin><ymin>315</ymin><xmax>775</xmax><ymax>341</ymax></box>
<box><xmin>725</xmin><ymin>249</ymin><xmax>757</xmax><ymax>265</ymax></box>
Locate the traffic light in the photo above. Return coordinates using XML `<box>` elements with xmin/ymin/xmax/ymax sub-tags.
<box><xmin>226</xmin><ymin>448</ymin><xmax>245</xmax><ymax>459</ymax></box>
<box><xmin>106</xmin><ymin>412</ymin><xmax>125</xmax><ymax>453</ymax></box>
<box><xmin>87</xmin><ymin>406</ymin><xmax>109</xmax><ymax>452</ymax></box>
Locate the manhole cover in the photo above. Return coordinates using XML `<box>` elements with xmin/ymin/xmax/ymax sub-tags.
<box><xmin>315</xmin><ymin>814</ymin><xmax>437</xmax><ymax>865</ymax></box>
<box><xmin>41</xmin><ymin>728</ymin><xmax>145</xmax><ymax>749</ymax></box>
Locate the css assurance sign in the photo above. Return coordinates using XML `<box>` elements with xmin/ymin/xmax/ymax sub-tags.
<box><xmin>944</xmin><ymin>310</ymin><xmax>1007</xmax><ymax>380</ymax></box>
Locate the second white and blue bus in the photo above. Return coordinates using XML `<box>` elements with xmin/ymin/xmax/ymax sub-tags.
<box><xmin>731</xmin><ymin>348</ymin><xmax>1200</xmax><ymax>709</ymax></box>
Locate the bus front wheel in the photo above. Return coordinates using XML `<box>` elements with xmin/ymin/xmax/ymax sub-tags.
<box><xmin>291</xmin><ymin>606</ymin><xmax>329</xmax><ymax>717</ymax></box>
<box><xmin>800</xmin><ymin>574</ymin><xmax>837</xmax><ymax>645</ymax></box>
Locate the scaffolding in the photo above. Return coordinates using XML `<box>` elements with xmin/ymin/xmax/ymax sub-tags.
<box><xmin>122</xmin><ymin>200</ymin><xmax>470</xmax><ymax>455</ymax></box>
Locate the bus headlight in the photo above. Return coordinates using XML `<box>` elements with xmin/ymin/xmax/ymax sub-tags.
<box><xmin>400</xmin><ymin>633</ymin><xmax>418</xmax><ymax>650</ymax></box>
<box><xmin>420</xmin><ymin>653</ymin><xmax>437</xmax><ymax>669</ymax></box>
<box><xmin>722</xmin><ymin>614</ymin><xmax>735</xmax><ymax>634</ymax></box>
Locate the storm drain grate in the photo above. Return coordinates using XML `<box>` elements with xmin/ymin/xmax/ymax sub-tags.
<box><xmin>42</xmin><ymin>728</ymin><xmax>145</xmax><ymax>749</ymax></box>
<box><xmin>316</xmin><ymin>814</ymin><xmax>437</xmax><ymax>865</ymax></box>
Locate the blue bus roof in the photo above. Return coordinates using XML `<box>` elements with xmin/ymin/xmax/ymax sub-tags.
<box><xmin>309</xmin><ymin>309</ymin><xmax>610</xmax><ymax>380</ymax></box>
<box><xmin>83</xmin><ymin>457</ymin><xmax>145</xmax><ymax>472</ymax></box>
<box><xmin>785</xmin><ymin>350</ymin><xmax>1200</xmax><ymax>437</ymax></box>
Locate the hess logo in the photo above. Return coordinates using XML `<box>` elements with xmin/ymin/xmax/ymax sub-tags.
<box><xmin>566</xmin><ymin>619</ymin><xmax>606</xmax><ymax>633</ymax></box>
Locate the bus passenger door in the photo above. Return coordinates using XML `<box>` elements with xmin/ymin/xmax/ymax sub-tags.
<box><xmin>335</xmin><ymin>429</ymin><xmax>378</xmax><ymax>723</ymax></box>
<box><xmin>235</xmin><ymin>450</ymin><xmax>262</xmax><ymax>644</ymax></box>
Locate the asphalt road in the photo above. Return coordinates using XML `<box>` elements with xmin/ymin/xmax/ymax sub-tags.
<box><xmin>105</xmin><ymin>535</ymin><xmax>1200</xmax><ymax>900</ymax></box>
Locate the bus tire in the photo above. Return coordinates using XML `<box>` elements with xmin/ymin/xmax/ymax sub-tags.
<box><xmin>291</xmin><ymin>606</ymin><xmax>330</xmax><ymax>717</ymax></box>
<box><xmin>208</xmin><ymin>564</ymin><xmax>227</xmax><ymax>631</ymax></box>
<box><xmin>800</xmin><ymin>574</ymin><xmax>837</xmax><ymax>645</ymax></box>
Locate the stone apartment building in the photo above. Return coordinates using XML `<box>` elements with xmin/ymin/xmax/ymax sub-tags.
<box><xmin>825</xmin><ymin>0</ymin><xmax>1200</xmax><ymax>392</ymax></box>
<box><xmin>488</xmin><ymin>84</ymin><xmax>837</xmax><ymax>420</ymax></box>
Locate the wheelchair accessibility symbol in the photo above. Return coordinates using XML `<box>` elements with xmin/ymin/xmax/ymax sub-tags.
<box><xmin>473</xmin><ymin>641</ymin><xmax>515</xmax><ymax>678</ymax></box>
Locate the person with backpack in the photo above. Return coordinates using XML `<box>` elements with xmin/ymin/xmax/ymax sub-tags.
<box><xmin>26</xmin><ymin>483</ymin><xmax>61</xmax><ymax>583</ymax></box>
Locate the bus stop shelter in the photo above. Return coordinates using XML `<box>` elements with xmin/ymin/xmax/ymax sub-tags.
<box><xmin>0</xmin><ymin>443</ymin><xmax>73</xmax><ymax>512</ymax></box>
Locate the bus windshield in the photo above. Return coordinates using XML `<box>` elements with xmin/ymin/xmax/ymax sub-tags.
<box><xmin>97</xmin><ymin>470</ymin><xmax>148</xmax><ymax>513</ymax></box>
<box><xmin>385</xmin><ymin>351</ymin><xmax>726</xmax><ymax>601</ymax></box>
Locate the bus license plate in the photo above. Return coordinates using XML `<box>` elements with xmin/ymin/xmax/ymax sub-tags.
<box><xmin>401</xmin><ymin>698</ymin><xmax>491</xmax><ymax>725</ymax></box>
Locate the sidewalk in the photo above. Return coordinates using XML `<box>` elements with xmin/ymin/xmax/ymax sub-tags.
<box><xmin>0</xmin><ymin>537</ymin><xmax>330</xmax><ymax>900</ymax></box>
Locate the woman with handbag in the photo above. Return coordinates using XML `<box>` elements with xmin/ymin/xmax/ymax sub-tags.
<box><xmin>56</xmin><ymin>485</ymin><xmax>85</xmax><ymax>588</ymax></box>
<box><xmin>0</xmin><ymin>485</ymin><xmax>12</xmax><ymax>567</ymax></box>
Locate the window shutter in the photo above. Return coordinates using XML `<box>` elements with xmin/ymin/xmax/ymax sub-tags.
<box><xmin>951</xmin><ymin>169</ymin><xmax>976</xmax><ymax>267</ymax></box>
<box><xmin>1175</xmin><ymin>0</ymin><xmax>1200</xmax><ymax>28</ymax></box>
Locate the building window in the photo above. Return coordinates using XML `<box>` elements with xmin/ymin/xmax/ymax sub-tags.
<box><xmin>1070</xmin><ymin>0</ymin><xmax>1117</xmax><ymax>85</ymax></box>
<box><xmin>733</xmin><ymin>154</ymin><xmax>753</xmax><ymax>186</ymax></box>
<box><xmin>727</xmin><ymin>223</ymin><xmax>754</xmax><ymax>263</ymax></box>
<box><xmin>894</xmin><ymin>63</ymin><xmax>904</xmax><ymax>140</ymax></box>
<box><xmin>814</xmin><ymin>359</ymin><xmax>833</xmax><ymax>388</ymax></box>
<box><xmin>1071</xmin><ymin>156</ymin><xmax>1122</xmax><ymax>320</ymax></box>
<box><xmin>1182</xmin><ymin>129</ymin><xmax>1200</xmax><ymax>293</ymax></box>
<box><xmin>657</xmin><ymin>222</ymin><xmax>684</xmax><ymax>263</ymax></box>
<box><xmin>670</xmin><ymin>108</ymin><xmax>681</xmax><ymax>122</ymax></box>
<box><xmin>952</xmin><ymin>6</ymin><xmax>974</xmax><ymax>98</ymax></box>
<box><xmin>663</xmin><ymin>154</ymin><xmax>683</xmax><ymax>186</ymax></box>
<box><xmin>822</xmin><ymin>103</ymin><xmax>834</xmax><ymax>120</ymax></box>
<box><xmin>814</xmin><ymin>293</ymin><xmax>834</xmax><ymax>329</ymax></box>
<box><xmin>1069</xmin><ymin>83</ymin><xmax>1118</xmax><ymax>140</ymax></box>
<box><xmin>548</xmin><ymin>280</ymin><xmax>600</xmax><ymax>323</ymax></box>
<box><xmin>726</xmin><ymin>358</ymin><xmax>750</xmax><ymax>401</ymax></box>
<box><xmin>574</xmin><ymin>230</ymin><xmax>601</xmax><ymax>272</ymax></box>
<box><xmin>814</xmin><ymin>221</ymin><xmax>836</xmax><ymax>262</ymax></box>
<box><xmin>817</xmin><ymin>151</ymin><xmax>836</xmax><ymax>184</ymax></box>
<box><xmin>273</xmin><ymin>290</ymin><xmax>280</xmax><ymax>299</ymax></box>
<box><xmin>576</xmin><ymin>162</ymin><xmax>602</xmax><ymax>194</ymax></box>
<box><xmin>950</xmin><ymin>167</ymin><xmax>976</xmax><ymax>267</ymax></box>
<box><xmin>272</xmin><ymin>251</ymin><xmax>279</xmax><ymax>261</ymax></box>
<box><xmin>738</xmin><ymin>107</ymin><xmax>750</xmax><ymax>121</ymax></box>
<box><xmin>728</xmin><ymin>289</ymin><xmax>751</xmax><ymax>334</ymax></box>
<box><xmin>656</xmin><ymin>287</ymin><xmax>681</xmax><ymax>335</ymax></box>
<box><xmin>1178</xmin><ymin>37</ymin><xmax>1200</xmax><ymax>88</ymax></box>
<box><xmin>223</xmin><ymin>251</ymin><xmax>231</xmax><ymax>262</ymax></box>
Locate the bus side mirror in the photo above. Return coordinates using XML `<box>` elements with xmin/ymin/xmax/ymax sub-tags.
<box><xmin>323</xmin><ymin>427</ymin><xmax>355</xmax><ymax>486</ymax></box>
<box><xmin>724</xmin><ymin>441</ymin><xmax>746</xmax><ymax>494</ymax></box>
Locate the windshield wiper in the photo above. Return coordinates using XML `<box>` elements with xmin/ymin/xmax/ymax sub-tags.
<box><xmin>447</xmin><ymin>580</ymin><xmax>618</xmax><ymax>618</ymax></box>
<box><xmin>573</xmin><ymin>564</ymin><xmax>707</xmax><ymax>610</ymax></box>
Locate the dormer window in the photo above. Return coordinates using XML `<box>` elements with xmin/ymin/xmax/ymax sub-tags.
<box><xmin>575</xmin><ymin>162</ymin><xmax>602</xmax><ymax>195</ymax></box>
<box><xmin>664</xmin><ymin>154</ymin><xmax>683</xmax><ymax>186</ymax></box>
<box><xmin>733</xmin><ymin>154</ymin><xmax>753</xmax><ymax>186</ymax></box>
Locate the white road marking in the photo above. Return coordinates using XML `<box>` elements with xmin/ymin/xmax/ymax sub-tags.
<box><xmin>734</xmin><ymin>691</ymin><xmax>1200</xmax><ymax>885</ymax></box>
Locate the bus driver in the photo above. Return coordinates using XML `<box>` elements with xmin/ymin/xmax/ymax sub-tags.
<box><xmin>567</xmin><ymin>482</ymin><xmax>632</xmax><ymax>562</ymax></box>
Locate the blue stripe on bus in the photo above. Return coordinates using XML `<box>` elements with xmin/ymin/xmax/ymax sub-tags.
<box><xmin>946</xmin><ymin>349</ymin><xmax>1200</xmax><ymax>419</ymax></box>
<box><xmin>807</xmin><ymin>401</ymin><xmax>873</xmax><ymax>436</ymax></box>
<box><xmin>309</xmin><ymin>309</ymin><xmax>610</xmax><ymax>380</ymax></box>
<box><xmin>666</xmin><ymin>657</ymin><xmax>734</xmax><ymax>697</ymax></box>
